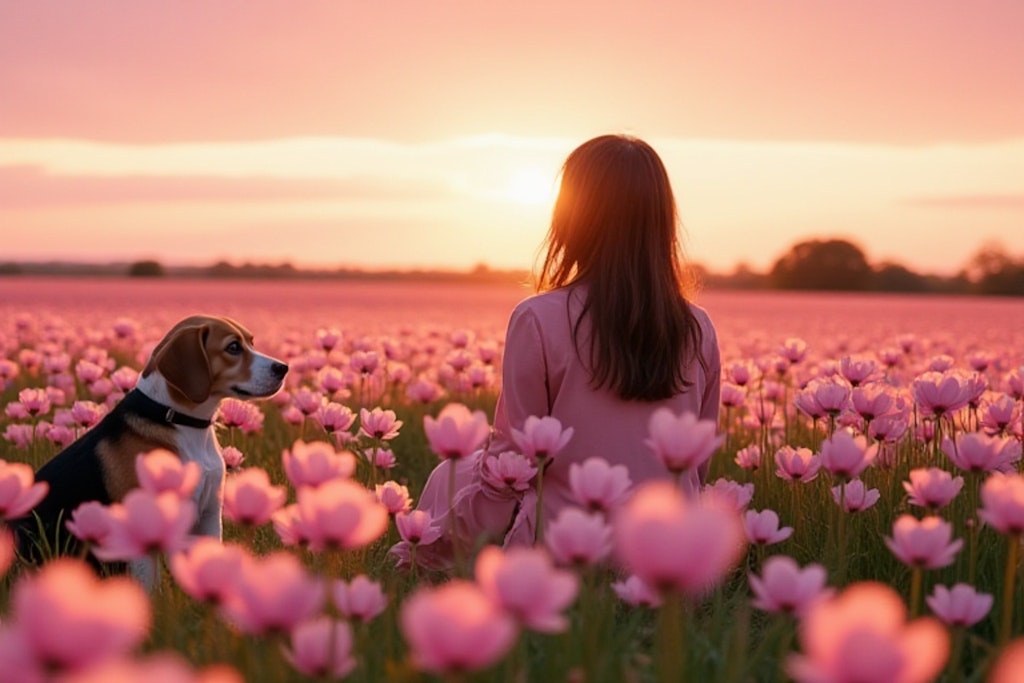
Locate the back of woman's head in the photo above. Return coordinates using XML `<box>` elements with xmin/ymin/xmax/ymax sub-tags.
<box><xmin>538</xmin><ymin>134</ymin><xmax>703</xmax><ymax>401</ymax></box>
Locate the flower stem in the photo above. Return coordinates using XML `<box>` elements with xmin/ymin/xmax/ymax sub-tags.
<box><xmin>534</xmin><ymin>455</ymin><xmax>548</xmax><ymax>544</ymax></box>
<box><xmin>909</xmin><ymin>566</ymin><xmax>923</xmax><ymax>618</ymax></box>
<box><xmin>999</xmin><ymin>535</ymin><xmax>1019</xmax><ymax>645</ymax></box>
<box><xmin>657</xmin><ymin>592</ymin><xmax>685</xmax><ymax>683</ymax></box>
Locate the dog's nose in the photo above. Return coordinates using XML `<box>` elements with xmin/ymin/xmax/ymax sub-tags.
<box><xmin>271</xmin><ymin>362</ymin><xmax>289</xmax><ymax>379</ymax></box>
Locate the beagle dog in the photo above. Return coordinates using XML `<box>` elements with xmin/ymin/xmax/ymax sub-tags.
<box><xmin>17</xmin><ymin>315</ymin><xmax>288</xmax><ymax>570</ymax></box>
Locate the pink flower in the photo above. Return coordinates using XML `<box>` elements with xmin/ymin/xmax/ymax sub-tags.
<box><xmin>135</xmin><ymin>450</ymin><xmax>201</xmax><ymax>499</ymax></box>
<box><xmin>406</xmin><ymin>378</ymin><xmax>444</xmax><ymax>404</ymax></box>
<box><xmin>903</xmin><ymin>468</ymin><xmax>964</xmax><ymax>510</ymax></box>
<box><xmin>220</xmin><ymin>446</ymin><xmax>245</xmax><ymax>469</ymax></box>
<box><xmin>366</xmin><ymin>446</ymin><xmax>397</xmax><ymax>469</ymax></box>
<box><xmin>819</xmin><ymin>430</ymin><xmax>877</xmax><ymax>480</ymax></box>
<box><xmin>291</xmin><ymin>388</ymin><xmax>325</xmax><ymax>416</ymax></box>
<box><xmin>282</xmin><ymin>440</ymin><xmax>356</xmax><ymax>488</ymax></box>
<box><xmin>216</xmin><ymin>399</ymin><xmax>264</xmax><ymax>433</ymax></box>
<box><xmin>871</xmin><ymin>414</ymin><xmax>910</xmax><ymax>443</ymax></box>
<box><xmin>734</xmin><ymin>445</ymin><xmax>761</xmax><ymax>471</ymax></box>
<box><xmin>611</xmin><ymin>574</ymin><xmax>663</xmax><ymax>608</ymax></box>
<box><xmin>851</xmin><ymin>383</ymin><xmax>897</xmax><ymax>422</ymax></box>
<box><xmin>706</xmin><ymin>478</ymin><xmax>755</xmax><ymax>511</ymax></box>
<box><xmin>942</xmin><ymin>432</ymin><xmax>1021</xmax><ymax>474</ymax></box>
<box><xmin>66</xmin><ymin>501</ymin><xmax>113</xmax><ymax>545</ymax></box>
<box><xmin>925</xmin><ymin>583</ymin><xmax>993</xmax><ymax>627</ymax></box>
<box><xmin>69</xmin><ymin>400</ymin><xmax>106</xmax><ymax>428</ymax></box>
<box><xmin>743</xmin><ymin>509</ymin><xmax>793</xmax><ymax>546</ymax></box>
<box><xmin>3</xmin><ymin>559</ymin><xmax>150</xmax><ymax>674</ymax></box>
<box><xmin>170</xmin><ymin>538</ymin><xmax>246</xmax><ymax>605</ymax></box>
<box><xmin>913</xmin><ymin>371</ymin><xmax>971</xmax><ymax>418</ymax></box>
<box><xmin>48</xmin><ymin>652</ymin><xmax>240</xmax><ymax>683</ymax></box>
<box><xmin>614</xmin><ymin>481</ymin><xmax>745</xmax><ymax>596</ymax></box>
<box><xmin>885</xmin><ymin>515</ymin><xmax>963</xmax><ymax>569</ymax></box>
<box><xmin>223</xmin><ymin>467</ymin><xmax>287</xmax><ymax>526</ymax></box>
<box><xmin>17</xmin><ymin>387</ymin><xmax>51</xmax><ymax>416</ymax></box>
<box><xmin>475</xmin><ymin>545</ymin><xmax>578</xmax><ymax>633</ymax></box>
<box><xmin>221</xmin><ymin>551</ymin><xmax>324</xmax><ymax>636</ymax></box>
<box><xmin>92</xmin><ymin>490</ymin><xmax>196</xmax><ymax>561</ymax></box>
<box><xmin>359</xmin><ymin>407</ymin><xmax>403</xmax><ymax>440</ymax></box>
<box><xmin>978</xmin><ymin>473</ymin><xmax>1024</xmax><ymax>536</ymax></box>
<box><xmin>749</xmin><ymin>555</ymin><xmax>831</xmax><ymax>617</ymax></box>
<box><xmin>479</xmin><ymin>451</ymin><xmax>537</xmax><ymax>498</ymax></box>
<box><xmin>980</xmin><ymin>393</ymin><xmax>1020</xmax><ymax>436</ymax></box>
<box><xmin>282</xmin><ymin>617</ymin><xmax>356</xmax><ymax>679</ymax></box>
<box><xmin>333</xmin><ymin>575</ymin><xmax>388</xmax><ymax>623</ymax></box>
<box><xmin>400</xmin><ymin>580</ymin><xmax>518</xmax><ymax>675</ymax></box>
<box><xmin>644</xmin><ymin>409</ymin><xmax>722</xmax><ymax>475</ymax></box>
<box><xmin>295</xmin><ymin>478</ymin><xmax>389</xmax><ymax>551</ymax></box>
<box><xmin>831</xmin><ymin>479</ymin><xmax>881</xmax><ymax>513</ymax></box>
<box><xmin>3</xmin><ymin>424</ymin><xmax>35</xmax><ymax>449</ymax></box>
<box><xmin>774</xmin><ymin>446</ymin><xmax>822</xmax><ymax>483</ymax></box>
<box><xmin>788</xmin><ymin>582</ymin><xmax>949</xmax><ymax>683</ymax></box>
<box><xmin>313</xmin><ymin>402</ymin><xmax>356</xmax><ymax>436</ymax></box>
<box><xmin>376</xmin><ymin>480</ymin><xmax>413</xmax><ymax>514</ymax></box>
<box><xmin>568</xmin><ymin>457</ymin><xmax>632</xmax><ymax>512</ymax></box>
<box><xmin>316</xmin><ymin>327</ymin><xmax>342</xmax><ymax>352</ymax></box>
<box><xmin>809</xmin><ymin>377</ymin><xmax>852</xmax><ymax>417</ymax></box>
<box><xmin>0</xmin><ymin>459</ymin><xmax>48</xmax><ymax>520</ymax></box>
<box><xmin>990</xmin><ymin>639</ymin><xmax>1024</xmax><ymax>683</ymax></box>
<box><xmin>395</xmin><ymin>510</ymin><xmax>443</xmax><ymax>546</ymax></box>
<box><xmin>545</xmin><ymin>507</ymin><xmax>612</xmax><ymax>567</ymax></box>
<box><xmin>720</xmin><ymin>383</ymin><xmax>746</xmax><ymax>408</ymax></box>
<box><xmin>0</xmin><ymin>527</ymin><xmax>14</xmax><ymax>577</ymax></box>
<box><xmin>511</xmin><ymin>415</ymin><xmax>574</xmax><ymax>462</ymax></box>
<box><xmin>423</xmin><ymin>403</ymin><xmax>490</xmax><ymax>459</ymax></box>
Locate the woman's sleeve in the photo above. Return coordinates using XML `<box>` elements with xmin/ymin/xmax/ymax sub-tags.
<box><xmin>490</xmin><ymin>305</ymin><xmax>551</xmax><ymax>449</ymax></box>
<box><xmin>698</xmin><ymin>317</ymin><xmax>722</xmax><ymax>484</ymax></box>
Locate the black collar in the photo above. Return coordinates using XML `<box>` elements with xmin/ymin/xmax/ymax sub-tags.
<box><xmin>121</xmin><ymin>389</ymin><xmax>213</xmax><ymax>429</ymax></box>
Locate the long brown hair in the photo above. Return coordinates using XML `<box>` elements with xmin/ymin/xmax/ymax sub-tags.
<box><xmin>536</xmin><ymin>134</ymin><xmax>703</xmax><ymax>401</ymax></box>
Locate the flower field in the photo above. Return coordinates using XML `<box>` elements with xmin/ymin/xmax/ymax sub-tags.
<box><xmin>1</xmin><ymin>277</ymin><xmax>1024</xmax><ymax>682</ymax></box>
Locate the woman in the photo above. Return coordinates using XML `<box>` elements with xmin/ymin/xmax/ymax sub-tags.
<box><xmin>398</xmin><ymin>134</ymin><xmax>721</xmax><ymax>569</ymax></box>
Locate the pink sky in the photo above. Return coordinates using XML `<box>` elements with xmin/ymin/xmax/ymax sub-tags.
<box><xmin>1</xmin><ymin>0</ymin><xmax>1022</xmax><ymax>273</ymax></box>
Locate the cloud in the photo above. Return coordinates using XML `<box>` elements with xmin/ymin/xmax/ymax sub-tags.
<box><xmin>902</xmin><ymin>194</ymin><xmax>1024</xmax><ymax>211</ymax></box>
<box><xmin>0</xmin><ymin>165</ymin><xmax>452</xmax><ymax>207</ymax></box>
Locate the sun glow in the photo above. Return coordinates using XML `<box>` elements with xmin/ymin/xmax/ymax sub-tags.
<box><xmin>501</xmin><ymin>167</ymin><xmax>559</xmax><ymax>206</ymax></box>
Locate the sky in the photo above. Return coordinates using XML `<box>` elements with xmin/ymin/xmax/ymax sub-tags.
<box><xmin>1</xmin><ymin>1</ymin><xmax>1022</xmax><ymax>275</ymax></box>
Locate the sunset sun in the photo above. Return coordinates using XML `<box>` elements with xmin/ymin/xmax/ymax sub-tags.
<box><xmin>501</xmin><ymin>167</ymin><xmax>558</xmax><ymax>206</ymax></box>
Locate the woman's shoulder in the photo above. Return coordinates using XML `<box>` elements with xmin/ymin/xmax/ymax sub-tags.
<box><xmin>510</xmin><ymin>286</ymin><xmax>578</xmax><ymax>322</ymax></box>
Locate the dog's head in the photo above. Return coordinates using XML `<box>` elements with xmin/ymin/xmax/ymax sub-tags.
<box><xmin>142</xmin><ymin>315</ymin><xmax>288</xmax><ymax>405</ymax></box>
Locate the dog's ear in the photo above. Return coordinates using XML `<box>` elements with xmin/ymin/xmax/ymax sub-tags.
<box><xmin>155</xmin><ymin>324</ymin><xmax>212</xmax><ymax>404</ymax></box>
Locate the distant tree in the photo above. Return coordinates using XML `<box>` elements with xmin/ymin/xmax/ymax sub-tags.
<box><xmin>0</xmin><ymin>263</ymin><xmax>23</xmax><ymax>275</ymax></box>
<box><xmin>769</xmin><ymin>238</ymin><xmax>871</xmax><ymax>291</ymax></box>
<box><xmin>127</xmin><ymin>260</ymin><xmax>165</xmax><ymax>278</ymax></box>
<box><xmin>871</xmin><ymin>262</ymin><xmax>928</xmax><ymax>293</ymax></box>
<box><xmin>966</xmin><ymin>243</ymin><xmax>1024</xmax><ymax>296</ymax></box>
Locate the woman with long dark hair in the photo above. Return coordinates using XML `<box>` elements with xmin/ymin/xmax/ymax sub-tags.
<box><xmin>397</xmin><ymin>134</ymin><xmax>721</xmax><ymax>569</ymax></box>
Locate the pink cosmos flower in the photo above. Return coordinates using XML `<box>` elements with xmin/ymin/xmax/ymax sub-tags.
<box><xmin>2</xmin><ymin>559</ymin><xmax>150</xmax><ymax>675</ymax></box>
<box><xmin>292</xmin><ymin>388</ymin><xmax>325</xmax><ymax>416</ymax></box>
<box><xmin>315</xmin><ymin>327</ymin><xmax>342</xmax><ymax>352</ymax></box>
<box><xmin>568</xmin><ymin>457</ymin><xmax>632</xmax><ymax>512</ymax></box>
<box><xmin>545</xmin><ymin>507</ymin><xmax>613</xmax><ymax>567</ymax></box>
<box><xmin>720</xmin><ymin>382</ymin><xmax>746</xmax><ymax>408</ymax></box>
<box><xmin>749</xmin><ymin>555</ymin><xmax>831</xmax><ymax>617</ymax></box>
<box><xmin>375</xmin><ymin>480</ymin><xmax>413</xmax><ymax>515</ymax></box>
<box><xmin>743</xmin><ymin>509</ymin><xmax>794</xmax><ymax>546</ymax></box>
<box><xmin>313</xmin><ymin>402</ymin><xmax>356</xmax><ymax>436</ymax></box>
<box><xmin>870</xmin><ymin>414</ymin><xmax>910</xmax><ymax>443</ymax></box>
<box><xmin>779</xmin><ymin>337</ymin><xmax>808</xmax><ymax>364</ymax></box>
<box><xmin>990</xmin><ymin>639</ymin><xmax>1024</xmax><ymax>683</ymax></box>
<box><xmin>611</xmin><ymin>574</ymin><xmax>663</xmax><ymax>608</ymax></box>
<box><xmin>788</xmin><ymin>582</ymin><xmax>948</xmax><ymax>683</ymax></box>
<box><xmin>0</xmin><ymin>459</ymin><xmax>48</xmax><ymax>520</ymax></box>
<box><xmin>17</xmin><ymin>387</ymin><xmax>51</xmax><ymax>416</ymax></box>
<box><xmin>406</xmin><ymin>378</ymin><xmax>445</xmax><ymax>404</ymax></box>
<box><xmin>978</xmin><ymin>473</ymin><xmax>1024</xmax><ymax>536</ymax></box>
<box><xmin>216</xmin><ymin>399</ymin><xmax>264</xmax><ymax>433</ymax></box>
<box><xmin>885</xmin><ymin>515</ymin><xmax>963</xmax><ymax>569</ymax></box>
<box><xmin>283</xmin><ymin>617</ymin><xmax>356</xmax><ymax>679</ymax></box>
<box><xmin>851</xmin><ymin>383</ymin><xmax>897</xmax><ymax>422</ymax></box>
<box><xmin>220</xmin><ymin>446</ymin><xmax>245</xmax><ymax>469</ymax></box>
<box><xmin>395</xmin><ymin>510</ymin><xmax>443</xmax><ymax>546</ymax></box>
<box><xmin>925</xmin><ymin>583</ymin><xmax>993</xmax><ymax>627</ymax></box>
<box><xmin>58</xmin><ymin>654</ymin><xmax>243</xmax><ymax>683</ymax></box>
<box><xmin>92</xmin><ymin>490</ymin><xmax>196</xmax><ymax>561</ymax></box>
<box><xmin>271</xmin><ymin>504</ymin><xmax>308</xmax><ymax>547</ymax></box>
<box><xmin>819</xmin><ymin>429</ymin><xmax>877</xmax><ymax>480</ymax></box>
<box><xmin>475</xmin><ymin>545</ymin><xmax>579</xmax><ymax>633</ymax></box>
<box><xmin>70</xmin><ymin>400</ymin><xmax>107</xmax><ymax>429</ymax></box>
<box><xmin>44</xmin><ymin>424</ymin><xmax>75</xmax><ymax>447</ymax></box>
<box><xmin>295</xmin><ymin>478</ymin><xmax>389</xmax><ymax>551</ymax></box>
<box><xmin>400</xmin><ymin>580</ymin><xmax>518</xmax><ymax>675</ymax></box>
<box><xmin>423</xmin><ymin>403</ymin><xmax>490</xmax><ymax>459</ymax></box>
<box><xmin>614</xmin><ymin>481</ymin><xmax>745</xmax><ymax>596</ymax></box>
<box><xmin>728</xmin><ymin>361</ymin><xmax>755</xmax><ymax>387</ymax></box>
<box><xmin>282</xmin><ymin>440</ymin><xmax>357</xmax><ymax>488</ymax></box>
<box><xmin>734</xmin><ymin>444</ymin><xmax>761</xmax><ymax>471</ymax></box>
<box><xmin>3</xmin><ymin>423</ymin><xmax>35</xmax><ymax>449</ymax></box>
<box><xmin>831</xmin><ymin>479</ymin><xmax>881</xmax><ymax>513</ymax></box>
<box><xmin>222</xmin><ymin>551</ymin><xmax>324</xmax><ymax>636</ymax></box>
<box><xmin>980</xmin><ymin>393</ymin><xmax>1020</xmax><ymax>436</ymax></box>
<box><xmin>170</xmin><ymin>538</ymin><xmax>247</xmax><ymax>605</ymax></box>
<box><xmin>807</xmin><ymin>377</ymin><xmax>852</xmax><ymax>417</ymax></box>
<box><xmin>839</xmin><ymin>355</ymin><xmax>880</xmax><ymax>387</ymax></box>
<box><xmin>644</xmin><ymin>408</ymin><xmax>722</xmax><ymax>476</ymax></box>
<box><xmin>942</xmin><ymin>432</ymin><xmax>1021</xmax><ymax>474</ymax></box>
<box><xmin>706</xmin><ymin>478</ymin><xmax>755</xmax><ymax>511</ymax></box>
<box><xmin>511</xmin><ymin>415</ymin><xmax>574</xmax><ymax>462</ymax></box>
<box><xmin>66</xmin><ymin>500</ymin><xmax>113</xmax><ymax>546</ymax></box>
<box><xmin>135</xmin><ymin>450</ymin><xmax>201</xmax><ymax>499</ymax></box>
<box><xmin>109</xmin><ymin>366</ymin><xmax>139</xmax><ymax>392</ymax></box>
<box><xmin>903</xmin><ymin>467</ymin><xmax>964</xmax><ymax>510</ymax></box>
<box><xmin>479</xmin><ymin>451</ymin><xmax>537</xmax><ymax>499</ymax></box>
<box><xmin>333</xmin><ymin>575</ymin><xmax>388</xmax><ymax>623</ymax></box>
<box><xmin>366</xmin><ymin>446</ymin><xmax>397</xmax><ymax>469</ymax></box>
<box><xmin>223</xmin><ymin>467</ymin><xmax>288</xmax><ymax>527</ymax></box>
<box><xmin>774</xmin><ymin>446</ymin><xmax>822</xmax><ymax>483</ymax></box>
<box><xmin>359</xmin><ymin>407</ymin><xmax>403</xmax><ymax>440</ymax></box>
<box><xmin>350</xmin><ymin>349</ymin><xmax>380</xmax><ymax>375</ymax></box>
<box><xmin>912</xmin><ymin>371</ymin><xmax>971</xmax><ymax>418</ymax></box>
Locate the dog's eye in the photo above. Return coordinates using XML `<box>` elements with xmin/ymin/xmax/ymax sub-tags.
<box><xmin>226</xmin><ymin>341</ymin><xmax>243</xmax><ymax>355</ymax></box>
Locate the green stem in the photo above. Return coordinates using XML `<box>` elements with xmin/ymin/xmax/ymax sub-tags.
<box><xmin>947</xmin><ymin>626</ymin><xmax>965</xmax><ymax>683</ymax></box>
<box><xmin>657</xmin><ymin>592</ymin><xmax>686</xmax><ymax>683</ymax></box>
<box><xmin>909</xmin><ymin>566</ymin><xmax>923</xmax><ymax>619</ymax></box>
<box><xmin>999</xmin><ymin>535</ymin><xmax>1019</xmax><ymax>645</ymax></box>
<box><xmin>534</xmin><ymin>455</ymin><xmax>548</xmax><ymax>544</ymax></box>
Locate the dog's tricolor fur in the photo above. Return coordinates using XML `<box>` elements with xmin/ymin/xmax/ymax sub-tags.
<box><xmin>17</xmin><ymin>315</ymin><xmax>288</xmax><ymax>567</ymax></box>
